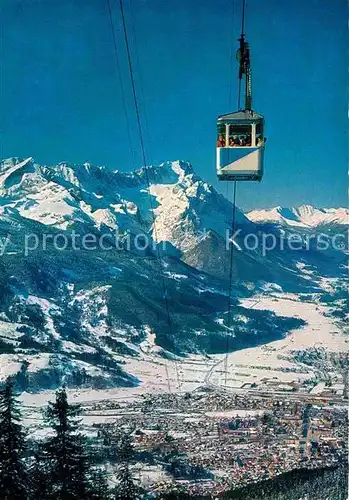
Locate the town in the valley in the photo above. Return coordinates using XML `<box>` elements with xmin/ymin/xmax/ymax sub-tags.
<box><xmin>81</xmin><ymin>388</ymin><xmax>347</xmax><ymax>496</ymax></box>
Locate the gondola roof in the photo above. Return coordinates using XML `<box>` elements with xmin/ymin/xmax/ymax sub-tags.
<box><xmin>217</xmin><ymin>110</ymin><xmax>264</xmax><ymax>122</ymax></box>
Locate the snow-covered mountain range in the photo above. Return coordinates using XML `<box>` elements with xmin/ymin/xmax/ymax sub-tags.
<box><xmin>247</xmin><ymin>205</ymin><xmax>348</xmax><ymax>228</ymax></box>
<box><xmin>0</xmin><ymin>158</ymin><xmax>347</xmax><ymax>391</ymax></box>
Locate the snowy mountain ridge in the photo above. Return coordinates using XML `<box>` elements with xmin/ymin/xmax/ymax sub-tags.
<box><xmin>1</xmin><ymin>157</ymin><xmax>345</xmax><ymax>232</ymax></box>
<box><xmin>247</xmin><ymin>205</ymin><xmax>348</xmax><ymax>228</ymax></box>
<box><xmin>0</xmin><ymin>157</ymin><xmax>247</xmax><ymax>234</ymax></box>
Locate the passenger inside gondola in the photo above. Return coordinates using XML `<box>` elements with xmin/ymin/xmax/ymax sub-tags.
<box><xmin>256</xmin><ymin>122</ymin><xmax>264</xmax><ymax>146</ymax></box>
<box><xmin>228</xmin><ymin>124</ymin><xmax>252</xmax><ymax>147</ymax></box>
<box><xmin>217</xmin><ymin>125</ymin><xmax>264</xmax><ymax>148</ymax></box>
<box><xmin>217</xmin><ymin>134</ymin><xmax>226</xmax><ymax>147</ymax></box>
<box><xmin>239</xmin><ymin>135</ymin><xmax>246</xmax><ymax>146</ymax></box>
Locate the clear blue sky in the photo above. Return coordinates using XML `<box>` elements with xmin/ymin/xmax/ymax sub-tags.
<box><xmin>0</xmin><ymin>0</ymin><xmax>347</xmax><ymax>209</ymax></box>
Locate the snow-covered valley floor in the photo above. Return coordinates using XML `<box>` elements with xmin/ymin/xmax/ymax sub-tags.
<box><xmin>19</xmin><ymin>291</ymin><xmax>348</xmax><ymax>419</ymax></box>
<box><xmin>207</xmin><ymin>292</ymin><xmax>347</xmax><ymax>391</ymax></box>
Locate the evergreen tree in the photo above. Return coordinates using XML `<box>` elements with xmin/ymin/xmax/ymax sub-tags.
<box><xmin>113</xmin><ymin>432</ymin><xmax>140</xmax><ymax>500</ymax></box>
<box><xmin>0</xmin><ymin>378</ymin><xmax>28</xmax><ymax>499</ymax></box>
<box><xmin>29</xmin><ymin>452</ymin><xmax>53</xmax><ymax>500</ymax></box>
<box><xmin>43</xmin><ymin>387</ymin><xmax>91</xmax><ymax>500</ymax></box>
<box><xmin>88</xmin><ymin>467</ymin><xmax>111</xmax><ymax>500</ymax></box>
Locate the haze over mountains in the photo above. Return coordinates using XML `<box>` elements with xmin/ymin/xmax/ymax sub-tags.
<box><xmin>0</xmin><ymin>158</ymin><xmax>347</xmax><ymax>391</ymax></box>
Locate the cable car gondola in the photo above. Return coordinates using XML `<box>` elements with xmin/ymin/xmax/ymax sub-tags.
<box><xmin>216</xmin><ymin>5</ymin><xmax>266</xmax><ymax>182</ymax></box>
